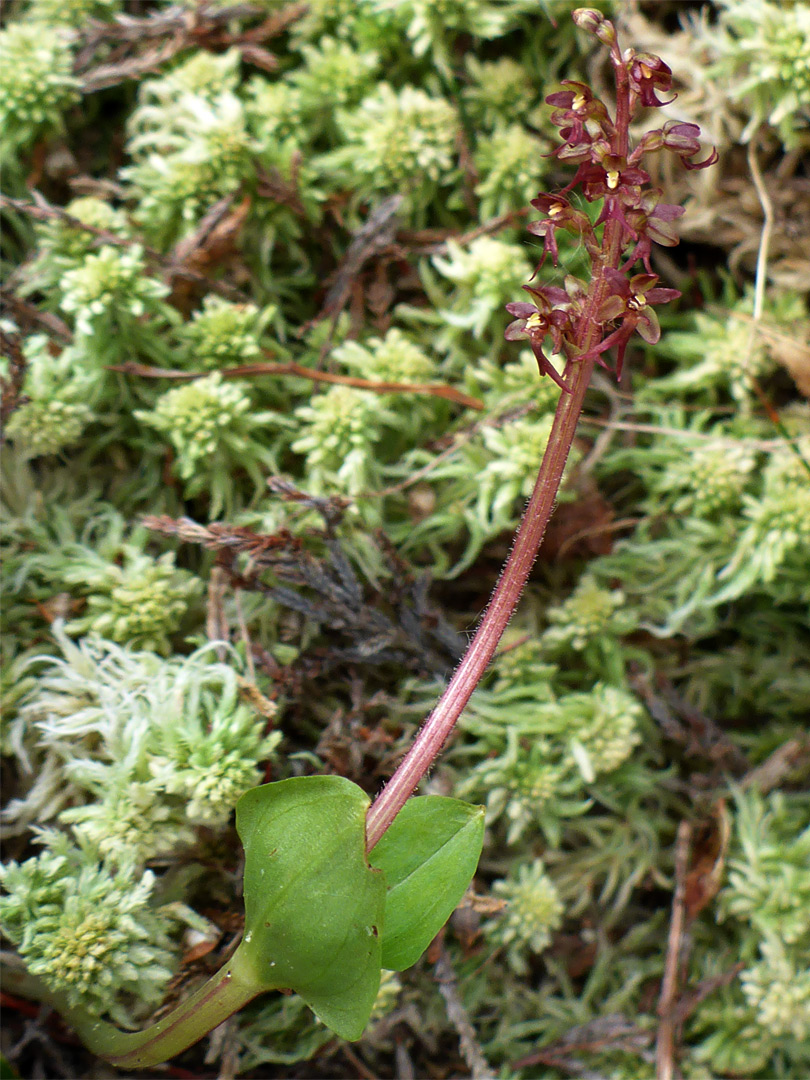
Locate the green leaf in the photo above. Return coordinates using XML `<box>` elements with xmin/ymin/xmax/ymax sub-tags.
<box><xmin>369</xmin><ymin>796</ymin><xmax>484</xmax><ymax>971</ymax></box>
<box><xmin>0</xmin><ymin>1056</ymin><xmax>19</xmax><ymax>1079</ymax></box>
<box><xmin>236</xmin><ymin>776</ymin><xmax>386</xmax><ymax>1041</ymax></box>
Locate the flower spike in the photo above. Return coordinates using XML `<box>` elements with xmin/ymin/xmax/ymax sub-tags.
<box><xmin>505</xmin><ymin>10</ymin><xmax>716</xmax><ymax>382</ymax></box>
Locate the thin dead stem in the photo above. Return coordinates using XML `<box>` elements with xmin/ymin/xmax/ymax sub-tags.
<box><xmin>747</xmin><ymin>132</ymin><xmax>773</xmax><ymax>324</ymax></box>
<box><xmin>656</xmin><ymin>820</ymin><xmax>692</xmax><ymax>1080</ymax></box>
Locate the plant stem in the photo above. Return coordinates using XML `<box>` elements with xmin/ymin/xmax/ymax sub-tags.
<box><xmin>365</xmin><ymin>350</ymin><xmax>596</xmax><ymax>851</ymax></box>
<box><xmin>366</xmin><ymin>203</ymin><xmax>627</xmax><ymax>853</ymax></box>
<box><xmin>11</xmin><ymin>943</ymin><xmax>265</xmax><ymax>1071</ymax></box>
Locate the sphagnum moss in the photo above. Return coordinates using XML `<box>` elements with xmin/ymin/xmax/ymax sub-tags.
<box><xmin>2</xmin><ymin>2</ymin><xmax>809</xmax><ymax>1078</ymax></box>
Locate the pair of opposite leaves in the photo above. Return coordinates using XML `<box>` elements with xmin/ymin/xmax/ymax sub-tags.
<box><xmin>235</xmin><ymin>775</ymin><xmax>485</xmax><ymax>1040</ymax></box>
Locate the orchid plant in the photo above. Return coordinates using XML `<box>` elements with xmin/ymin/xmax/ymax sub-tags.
<box><xmin>3</xmin><ymin>9</ymin><xmax>715</xmax><ymax>1068</ymax></box>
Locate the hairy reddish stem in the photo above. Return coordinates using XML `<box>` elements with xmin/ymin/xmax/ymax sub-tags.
<box><xmin>366</xmin><ymin>212</ymin><xmax>626</xmax><ymax>853</ymax></box>
<box><xmin>365</xmin><ymin>349</ymin><xmax>596</xmax><ymax>851</ymax></box>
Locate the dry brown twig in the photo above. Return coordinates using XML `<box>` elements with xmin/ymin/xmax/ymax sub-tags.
<box><xmin>205</xmin><ymin>565</ymin><xmax>230</xmax><ymax>662</ymax></box>
<box><xmin>741</xmin><ymin>735</ymin><xmax>810</xmax><ymax>795</ymax></box>
<box><xmin>671</xmin><ymin>963</ymin><xmax>745</xmax><ymax>1029</ymax></box>
<box><xmin>657</xmin><ymin>802</ymin><xmax>731</xmax><ymax>1080</ymax></box>
<box><xmin>655</xmin><ymin>820</ymin><xmax>692</xmax><ymax>1080</ymax></box>
<box><xmin>304</xmin><ymin>195</ymin><xmax>404</xmax><ymax>343</ymax></box>
<box><xmin>255</xmin><ymin>161</ymin><xmax>308</xmax><ymax>219</ymax></box>
<box><xmin>109</xmin><ymin>358</ymin><xmax>484</xmax><ymax>412</ymax></box>
<box><xmin>0</xmin><ymin>287</ymin><xmax>73</xmax><ymax>345</ymax></box>
<box><xmin>512</xmin><ymin>1014</ymin><xmax>653</xmax><ymax>1076</ymax></box>
<box><xmin>78</xmin><ymin>35</ymin><xmax>183</xmax><ymax>93</ymax></box>
<box><xmin>630</xmin><ymin>671</ymin><xmax>750</xmax><ymax>774</ymax></box>
<box><xmin>433</xmin><ymin>945</ymin><xmax>492</xmax><ymax>1080</ymax></box>
<box><xmin>72</xmin><ymin>3</ymin><xmax>309</xmax><ymax>91</ymax></box>
<box><xmin>142</xmin><ymin>513</ymin><xmax>462</xmax><ymax>674</ymax></box>
<box><xmin>0</xmin><ymin>194</ymin><xmax>251</xmax><ymax>304</ymax></box>
<box><xmin>0</xmin><ymin>323</ymin><xmax>30</xmax><ymax>432</ymax></box>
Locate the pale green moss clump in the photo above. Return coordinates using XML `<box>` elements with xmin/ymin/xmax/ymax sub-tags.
<box><xmin>333</xmin><ymin>328</ymin><xmax>436</xmax><ymax>383</ymax></box>
<box><xmin>179</xmin><ymin>296</ymin><xmax>265</xmax><ymax>370</ymax></box>
<box><xmin>5</xmin><ymin>632</ymin><xmax>280</xmax><ymax>863</ymax></box>
<box><xmin>3</xmin><ymin>335</ymin><xmax>96</xmax><ymax>458</ymax></box>
<box><xmin>62</xmin><ymin>550</ymin><xmax>203</xmax><ymax>655</ymax></box>
<box><xmin>5</xmin><ymin>398</ymin><xmax>93</xmax><ymax>460</ymax></box>
<box><xmin>292</xmin><ymin>385</ymin><xmax>397</xmax><ymax>496</ymax></box>
<box><xmin>0</xmin><ymin>23</ymin><xmax>78</xmax><ymax>158</ymax></box>
<box><xmin>704</xmin><ymin>0</ymin><xmax>810</xmax><ymax>146</ymax></box>
<box><xmin>0</xmin><ymin>833</ymin><xmax>177</xmax><ymax>1024</ymax></box>
<box><xmin>23</xmin><ymin>0</ymin><xmax>122</xmax><ymax>28</ymax></box>
<box><xmin>137</xmin><ymin>374</ymin><xmax>280</xmax><ymax>515</ymax></box>
<box><xmin>333</xmin><ymin>84</ymin><xmax>458</xmax><ymax>206</ymax></box>
<box><xmin>485</xmin><ymin>858</ymin><xmax>564</xmax><ymax>973</ymax></box>
<box><xmin>61</xmin><ymin>246</ymin><xmax>171</xmax><ymax>338</ymax></box>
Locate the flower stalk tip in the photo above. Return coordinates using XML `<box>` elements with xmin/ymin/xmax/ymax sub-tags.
<box><xmin>508</xmin><ymin>11</ymin><xmax>716</xmax><ymax>387</ymax></box>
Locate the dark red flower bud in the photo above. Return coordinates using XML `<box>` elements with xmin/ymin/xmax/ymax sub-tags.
<box><xmin>630</xmin><ymin>128</ymin><xmax>665</xmax><ymax>159</ymax></box>
<box><xmin>571</xmin><ymin>8</ymin><xmax>603</xmax><ymax>33</ymax></box>
<box><xmin>620</xmin><ymin>188</ymin><xmax>685</xmax><ymax>269</ymax></box>
<box><xmin>641</xmin><ymin>198</ymin><xmax>684</xmax><ymax>247</ymax></box>
<box><xmin>661</xmin><ymin>122</ymin><xmax>719</xmax><ymax>170</ymax></box>
<box><xmin>554</xmin><ymin>136</ymin><xmax>598</xmax><ymax>164</ymax></box>
<box><xmin>661</xmin><ymin>121</ymin><xmax>702</xmax><ymax>154</ymax></box>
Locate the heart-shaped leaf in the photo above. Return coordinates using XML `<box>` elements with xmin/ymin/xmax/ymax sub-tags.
<box><xmin>369</xmin><ymin>796</ymin><xmax>484</xmax><ymax>971</ymax></box>
<box><xmin>236</xmin><ymin>776</ymin><xmax>386</xmax><ymax>1040</ymax></box>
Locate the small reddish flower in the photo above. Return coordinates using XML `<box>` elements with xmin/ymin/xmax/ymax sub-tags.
<box><xmin>627</xmin><ymin>52</ymin><xmax>675</xmax><ymax>108</ymax></box>
<box><xmin>562</xmin><ymin>155</ymin><xmax>650</xmax><ymax>202</ymax></box>
<box><xmin>546</xmin><ymin>81</ymin><xmax>612</xmax><ymax>130</ymax></box>
<box><xmin>526</xmin><ymin>194</ymin><xmax>597</xmax><ymax>267</ymax></box>
<box><xmin>546</xmin><ymin>82</ymin><xmax>614</xmax><ymax>161</ymax></box>
<box><xmin>622</xmin><ymin>190</ymin><xmax>685</xmax><ymax>271</ymax></box>
<box><xmin>505</xmin><ymin>285</ymin><xmax>574</xmax><ymax>390</ymax></box>
<box><xmin>546</xmin><ymin>81</ymin><xmax>596</xmax><ymax>113</ymax></box>
<box><xmin>589</xmin><ymin>269</ymin><xmax>680</xmax><ymax>377</ymax></box>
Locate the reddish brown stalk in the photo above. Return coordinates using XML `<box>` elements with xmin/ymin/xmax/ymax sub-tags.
<box><xmin>365</xmin><ymin>222</ymin><xmax>625</xmax><ymax>851</ymax></box>
<box><xmin>365</xmin><ymin>348</ymin><xmax>595</xmax><ymax>849</ymax></box>
<box><xmin>108</xmin><ymin>359</ymin><xmax>483</xmax><ymax>411</ymax></box>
